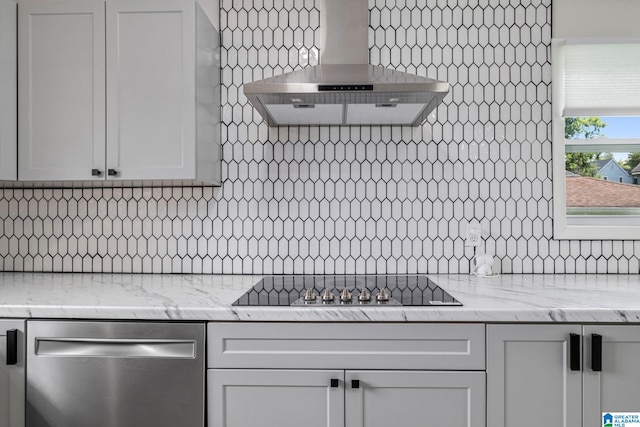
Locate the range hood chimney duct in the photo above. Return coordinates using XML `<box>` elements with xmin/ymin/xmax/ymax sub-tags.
<box><xmin>242</xmin><ymin>0</ymin><xmax>450</xmax><ymax>126</ymax></box>
<box><xmin>320</xmin><ymin>0</ymin><xmax>368</xmax><ymax>65</ymax></box>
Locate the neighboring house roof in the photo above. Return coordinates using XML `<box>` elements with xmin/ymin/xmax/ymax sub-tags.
<box><xmin>589</xmin><ymin>158</ymin><xmax>630</xmax><ymax>177</ymax></box>
<box><xmin>591</xmin><ymin>159</ymin><xmax>613</xmax><ymax>171</ymax></box>
<box><xmin>631</xmin><ymin>163</ymin><xmax>640</xmax><ymax>175</ymax></box>
<box><xmin>566</xmin><ymin>175</ymin><xmax>640</xmax><ymax>207</ymax></box>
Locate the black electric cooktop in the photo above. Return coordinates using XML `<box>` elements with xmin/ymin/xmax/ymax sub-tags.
<box><xmin>232</xmin><ymin>275</ymin><xmax>462</xmax><ymax>307</ymax></box>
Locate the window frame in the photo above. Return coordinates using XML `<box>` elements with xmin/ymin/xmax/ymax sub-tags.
<box><xmin>552</xmin><ymin>39</ymin><xmax>640</xmax><ymax>240</ymax></box>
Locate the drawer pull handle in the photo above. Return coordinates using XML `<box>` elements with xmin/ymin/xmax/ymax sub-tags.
<box><xmin>91</xmin><ymin>169</ymin><xmax>102</xmax><ymax>176</ymax></box>
<box><xmin>569</xmin><ymin>333</ymin><xmax>581</xmax><ymax>371</ymax></box>
<box><xmin>351</xmin><ymin>379</ymin><xmax>360</xmax><ymax>389</ymax></box>
<box><xmin>592</xmin><ymin>334</ymin><xmax>602</xmax><ymax>372</ymax></box>
<box><xmin>107</xmin><ymin>169</ymin><xmax>119</xmax><ymax>176</ymax></box>
<box><xmin>330</xmin><ymin>378</ymin><xmax>339</xmax><ymax>388</ymax></box>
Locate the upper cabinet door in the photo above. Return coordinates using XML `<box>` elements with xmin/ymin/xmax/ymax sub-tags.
<box><xmin>18</xmin><ymin>1</ymin><xmax>106</xmax><ymax>181</ymax></box>
<box><xmin>0</xmin><ymin>0</ymin><xmax>16</xmax><ymax>181</ymax></box>
<box><xmin>106</xmin><ymin>0</ymin><xmax>196</xmax><ymax>181</ymax></box>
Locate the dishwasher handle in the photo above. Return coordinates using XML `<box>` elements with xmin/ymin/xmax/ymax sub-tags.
<box><xmin>35</xmin><ymin>338</ymin><xmax>197</xmax><ymax>359</ymax></box>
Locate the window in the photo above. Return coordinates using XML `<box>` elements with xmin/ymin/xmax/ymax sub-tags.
<box><xmin>553</xmin><ymin>44</ymin><xmax>640</xmax><ymax>238</ymax></box>
<box><xmin>552</xmin><ymin>0</ymin><xmax>640</xmax><ymax>239</ymax></box>
<box><xmin>562</xmin><ymin>118</ymin><xmax>640</xmax><ymax>222</ymax></box>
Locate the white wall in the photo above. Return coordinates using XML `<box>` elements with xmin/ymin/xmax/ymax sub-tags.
<box><xmin>1</xmin><ymin>0</ymin><xmax>639</xmax><ymax>274</ymax></box>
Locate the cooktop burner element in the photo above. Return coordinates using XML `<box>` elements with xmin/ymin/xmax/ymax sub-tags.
<box><xmin>231</xmin><ymin>275</ymin><xmax>462</xmax><ymax>307</ymax></box>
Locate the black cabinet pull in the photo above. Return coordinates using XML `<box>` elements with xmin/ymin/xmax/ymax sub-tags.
<box><xmin>592</xmin><ymin>334</ymin><xmax>603</xmax><ymax>372</ymax></box>
<box><xmin>330</xmin><ymin>378</ymin><xmax>339</xmax><ymax>388</ymax></box>
<box><xmin>351</xmin><ymin>379</ymin><xmax>360</xmax><ymax>389</ymax></box>
<box><xmin>107</xmin><ymin>169</ymin><xmax>119</xmax><ymax>176</ymax></box>
<box><xmin>91</xmin><ymin>169</ymin><xmax>102</xmax><ymax>176</ymax></box>
<box><xmin>569</xmin><ymin>333</ymin><xmax>581</xmax><ymax>371</ymax></box>
<box><xmin>6</xmin><ymin>329</ymin><xmax>17</xmax><ymax>365</ymax></box>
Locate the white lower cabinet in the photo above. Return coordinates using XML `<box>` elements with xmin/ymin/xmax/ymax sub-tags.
<box><xmin>208</xmin><ymin>322</ymin><xmax>640</xmax><ymax>427</ymax></box>
<box><xmin>487</xmin><ymin>324</ymin><xmax>582</xmax><ymax>427</ymax></box>
<box><xmin>344</xmin><ymin>370</ymin><xmax>485</xmax><ymax>427</ymax></box>
<box><xmin>207</xmin><ymin>322</ymin><xmax>486</xmax><ymax>427</ymax></box>
<box><xmin>0</xmin><ymin>320</ymin><xmax>25</xmax><ymax>427</ymax></box>
<box><xmin>209</xmin><ymin>369</ymin><xmax>485</xmax><ymax>427</ymax></box>
<box><xmin>583</xmin><ymin>326</ymin><xmax>640</xmax><ymax>427</ymax></box>
<box><xmin>209</xmin><ymin>369</ymin><xmax>345</xmax><ymax>427</ymax></box>
<box><xmin>488</xmin><ymin>324</ymin><xmax>640</xmax><ymax>427</ymax></box>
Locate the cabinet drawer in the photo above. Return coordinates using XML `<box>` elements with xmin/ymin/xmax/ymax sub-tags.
<box><xmin>207</xmin><ymin>322</ymin><xmax>485</xmax><ymax>370</ymax></box>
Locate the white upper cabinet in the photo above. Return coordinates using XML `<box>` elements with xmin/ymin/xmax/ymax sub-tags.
<box><xmin>0</xmin><ymin>0</ymin><xmax>17</xmax><ymax>181</ymax></box>
<box><xmin>18</xmin><ymin>0</ymin><xmax>220</xmax><ymax>184</ymax></box>
<box><xmin>18</xmin><ymin>1</ymin><xmax>105</xmax><ymax>181</ymax></box>
<box><xmin>106</xmin><ymin>0</ymin><xmax>195</xmax><ymax>181</ymax></box>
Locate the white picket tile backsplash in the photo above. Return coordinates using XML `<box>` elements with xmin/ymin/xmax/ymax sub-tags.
<box><xmin>1</xmin><ymin>0</ymin><xmax>639</xmax><ymax>274</ymax></box>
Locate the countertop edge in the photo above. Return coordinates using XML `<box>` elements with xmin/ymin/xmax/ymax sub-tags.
<box><xmin>2</xmin><ymin>273</ymin><xmax>640</xmax><ymax>322</ymax></box>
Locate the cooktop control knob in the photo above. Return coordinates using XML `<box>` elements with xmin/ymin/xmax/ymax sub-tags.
<box><xmin>321</xmin><ymin>289</ymin><xmax>336</xmax><ymax>303</ymax></box>
<box><xmin>340</xmin><ymin>288</ymin><xmax>352</xmax><ymax>303</ymax></box>
<box><xmin>358</xmin><ymin>288</ymin><xmax>371</xmax><ymax>303</ymax></box>
<box><xmin>376</xmin><ymin>288</ymin><xmax>390</xmax><ymax>303</ymax></box>
<box><xmin>303</xmin><ymin>289</ymin><xmax>317</xmax><ymax>302</ymax></box>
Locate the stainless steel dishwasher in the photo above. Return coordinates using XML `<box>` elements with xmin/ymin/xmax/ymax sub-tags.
<box><xmin>26</xmin><ymin>320</ymin><xmax>205</xmax><ymax>427</ymax></box>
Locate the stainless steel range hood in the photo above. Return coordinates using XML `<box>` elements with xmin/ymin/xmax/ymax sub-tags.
<box><xmin>242</xmin><ymin>0</ymin><xmax>450</xmax><ymax>126</ymax></box>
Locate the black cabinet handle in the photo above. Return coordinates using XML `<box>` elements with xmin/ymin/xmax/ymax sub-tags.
<box><xmin>351</xmin><ymin>379</ymin><xmax>360</xmax><ymax>389</ymax></box>
<box><xmin>107</xmin><ymin>169</ymin><xmax>119</xmax><ymax>176</ymax></box>
<box><xmin>330</xmin><ymin>378</ymin><xmax>339</xmax><ymax>388</ymax></box>
<box><xmin>6</xmin><ymin>329</ymin><xmax>17</xmax><ymax>365</ymax></box>
<box><xmin>569</xmin><ymin>333</ymin><xmax>581</xmax><ymax>371</ymax></box>
<box><xmin>91</xmin><ymin>168</ymin><xmax>102</xmax><ymax>176</ymax></box>
<box><xmin>592</xmin><ymin>334</ymin><xmax>602</xmax><ymax>372</ymax></box>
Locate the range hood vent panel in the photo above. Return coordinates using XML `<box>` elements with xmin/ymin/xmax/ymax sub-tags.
<box><xmin>242</xmin><ymin>0</ymin><xmax>450</xmax><ymax>126</ymax></box>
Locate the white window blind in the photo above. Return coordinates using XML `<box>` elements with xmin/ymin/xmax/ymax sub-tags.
<box><xmin>560</xmin><ymin>42</ymin><xmax>640</xmax><ymax>117</ymax></box>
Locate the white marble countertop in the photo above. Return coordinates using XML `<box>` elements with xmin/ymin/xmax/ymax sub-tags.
<box><xmin>0</xmin><ymin>273</ymin><xmax>640</xmax><ymax>322</ymax></box>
